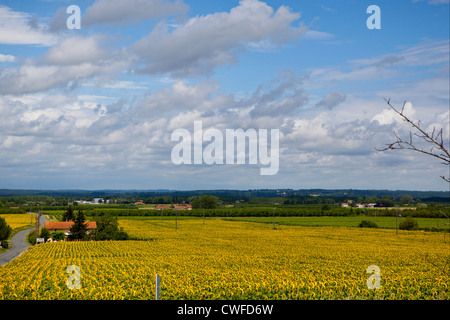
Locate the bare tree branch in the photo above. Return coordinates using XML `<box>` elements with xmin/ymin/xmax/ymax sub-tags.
<box><xmin>376</xmin><ymin>98</ymin><xmax>450</xmax><ymax>182</ymax></box>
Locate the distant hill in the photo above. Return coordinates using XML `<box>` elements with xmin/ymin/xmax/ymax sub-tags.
<box><xmin>0</xmin><ymin>188</ymin><xmax>448</xmax><ymax>201</ymax></box>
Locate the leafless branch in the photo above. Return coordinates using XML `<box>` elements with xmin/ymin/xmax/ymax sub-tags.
<box><xmin>376</xmin><ymin>98</ymin><xmax>450</xmax><ymax>183</ymax></box>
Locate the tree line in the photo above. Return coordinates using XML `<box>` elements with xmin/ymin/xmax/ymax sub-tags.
<box><xmin>76</xmin><ymin>206</ymin><xmax>449</xmax><ymax>218</ymax></box>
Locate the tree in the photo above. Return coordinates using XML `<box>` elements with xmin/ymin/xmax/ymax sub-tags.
<box><xmin>378</xmin><ymin>195</ymin><xmax>394</xmax><ymax>207</ymax></box>
<box><xmin>378</xmin><ymin>99</ymin><xmax>449</xmax><ymax>275</ymax></box>
<box><xmin>191</xmin><ymin>195</ymin><xmax>219</xmax><ymax>209</ymax></box>
<box><xmin>0</xmin><ymin>216</ymin><xmax>12</xmax><ymax>246</ymax></box>
<box><xmin>62</xmin><ymin>205</ymin><xmax>75</xmax><ymax>221</ymax></box>
<box><xmin>39</xmin><ymin>227</ymin><xmax>51</xmax><ymax>241</ymax></box>
<box><xmin>68</xmin><ymin>209</ymin><xmax>88</xmax><ymax>241</ymax></box>
<box><xmin>399</xmin><ymin>216</ymin><xmax>419</xmax><ymax>230</ymax></box>
<box><xmin>400</xmin><ymin>195</ymin><xmax>413</xmax><ymax>205</ymax></box>
<box><xmin>377</xmin><ymin>98</ymin><xmax>450</xmax><ymax>183</ymax></box>
<box><xmin>364</xmin><ymin>196</ymin><xmax>378</xmax><ymax>204</ymax></box>
<box><xmin>93</xmin><ymin>215</ymin><xmax>129</xmax><ymax>240</ymax></box>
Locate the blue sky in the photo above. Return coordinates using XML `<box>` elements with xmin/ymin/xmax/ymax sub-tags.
<box><xmin>0</xmin><ymin>0</ymin><xmax>449</xmax><ymax>191</ymax></box>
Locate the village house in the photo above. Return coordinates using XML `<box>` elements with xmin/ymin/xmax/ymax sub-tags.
<box><xmin>173</xmin><ymin>204</ymin><xmax>192</xmax><ymax>210</ymax></box>
<box><xmin>44</xmin><ymin>221</ymin><xmax>97</xmax><ymax>238</ymax></box>
<box><xmin>341</xmin><ymin>201</ymin><xmax>379</xmax><ymax>208</ymax></box>
<box><xmin>154</xmin><ymin>204</ymin><xmax>192</xmax><ymax>210</ymax></box>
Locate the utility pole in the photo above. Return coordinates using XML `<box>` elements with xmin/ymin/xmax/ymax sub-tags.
<box><xmin>273</xmin><ymin>208</ymin><xmax>276</xmax><ymax>229</ymax></box>
<box><xmin>395</xmin><ymin>203</ymin><xmax>399</xmax><ymax>236</ymax></box>
<box><xmin>175</xmin><ymin>209</ymin><xmax>178</xmax><ymax>230</ymax></box>
<box><xmin>35</xmin><ymin>210</ymin><xmax>41</xmax><ymax>243</ymax></box>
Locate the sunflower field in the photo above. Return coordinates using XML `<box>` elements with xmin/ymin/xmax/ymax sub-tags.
<box><xmin>0</xmin><ymin>214</ymin><xmax>35</xmax><ymax>230</ymax></box>
<box><xmin>0</xmin><ymin>218</ymin><xmax>448</xmax><ymax>300</ymax></box>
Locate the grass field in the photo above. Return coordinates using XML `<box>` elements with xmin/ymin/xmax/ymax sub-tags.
<box><xmin>0</xmin><ymin>217</ymin><xmax>448</xmax><ymax>300</ymax></box>
<box><xmin>223</xmin><ymin>216</ymin><xmax>450</xmax><ymax>231</ymax></box>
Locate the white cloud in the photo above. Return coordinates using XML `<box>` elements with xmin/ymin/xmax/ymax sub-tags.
<box><xmin>1</xmin><ymin>58</ymin><xmax>448</xmax><ymax>190</ymax></box>
<box><xmin>371</xmin><ymin>101</ymin><xmax>416</xmax><ymax>126</ymax></box>
<box><xmin>0</xmin><ymin>6</ymin><xmax>57</xmax><ymax>46</ymax></box>
<box><xmin>307</xmin><ymin>40</ymin><xmax>449</xmax><ymax>87</ymax></box>
<box><xmin>0</xmin><ymin>36</ymin><xmax>132</xmax><ymax>95</ymax></box>
<box><xmin>133</xmin><ymin>80</ymin><xmax>225</xmax><ymax>119</ymax></box>
<box><xmin>350</xmin><ymin>40</ymin><xmax>449</xmax><ymax>68</ymax></box>
<box><xmin>0</xmin><ymin>53</ymin><xmax>15</xmax><ymax>62</ymax></box>
<box><xmin>132</xmin><ymin>0</ymin><xmax>306</xmax><ymax>76</ymax></box>
<box><xmin>0</xmin><ymin>0</ymin><xmax>448</xmax><ymax>191</ymax></box>
<box><xmin>48</xmin><ymin>0</ymin><xmax>188</xmax><ymax>32</ymax></box>
<box><xmin>302</xmin><ymin>30</ymin><xmax>334</xmax><ymax>40</ymax></box>
<box><xmin>314</xmin><ymin>91</ymin><xmax>346</xmax><ymax>109</ymax></box>
<box><xmin>42</xmin><ymin>35</ymin><xmax>109</xmax><ymax>65</ymax></box>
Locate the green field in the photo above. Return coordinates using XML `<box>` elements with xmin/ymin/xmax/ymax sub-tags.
<box><xmin>223</xmin><ymin>216</ymin><xmax>450</xmax><ymax>231</ymax></box>
<box><xmin>117</xmin><ymin>215</ymin><xmax>450</xmax><ymax>231</ymax></box>
<box><xmin>42</xmin><ymin>209</ymin><xmax>450</xmax><ymax>231</ymax></box>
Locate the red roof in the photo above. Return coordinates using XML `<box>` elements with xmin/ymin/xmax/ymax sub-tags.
<box><xmin>45</xmin><ymin>221</ymin><xmax>97</xmax><ymax>230</ymax></box>
<box><xmin>173</xmin><ymin>205</ymin><xmax>188</xmax><ymax>210</ymax></box>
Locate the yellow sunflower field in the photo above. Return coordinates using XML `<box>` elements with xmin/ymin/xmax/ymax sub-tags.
<box><xmin>0</xmin><ymin>214</ymin><xmax>35</xmax><ymax>230</ymax></box>
<box><xmin>0</xmin><ymin>218</ymin><xmax>448</xmax><ymax>300</ymax></box>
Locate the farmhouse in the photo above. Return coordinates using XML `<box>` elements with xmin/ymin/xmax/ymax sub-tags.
<box><xmin>154</xmin><ymin>204</ymin><xmax>192</xmax><ymax>210</ymax></box>
<box><xmin>341</xmin><ymin>200</ymin><xmax>379</xmax><ymax>208</ymax></box>
<box><xmin>45</xmin><ymin>221</ymin><xmax>97</xmax><ymax>238</ymax></box>
<box><xmin>173</xmin><ymin>204</ymin><xmax>192</xmax><ymax>210</ymax></box>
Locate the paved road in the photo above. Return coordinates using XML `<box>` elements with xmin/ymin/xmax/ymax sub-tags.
<box><xmin>0</xmin><ymin>214</ymin><xmax>46</xmax><ymax>266</ymax></box>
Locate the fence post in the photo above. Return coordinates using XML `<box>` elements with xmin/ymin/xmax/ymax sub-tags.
<box><xmin>156</xmin><ymin>274</ymin><xmax>160</xmax><ymax>300</ymax></box>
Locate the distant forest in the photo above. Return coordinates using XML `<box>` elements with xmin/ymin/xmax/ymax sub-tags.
<box><xmin>0</xmin><ymin>188</ymin><xmax>448</xmax><ymax>205</ymax></box>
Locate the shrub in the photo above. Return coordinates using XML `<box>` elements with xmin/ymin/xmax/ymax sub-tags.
<box><xmin>51</xmin><ymin>231</ymin><xmax>65</xmax><ymax>241</ymax></box>
<box><xmin>399</xmin><ymin>216</ymin><xmax>419</xmax><ymax>230</ymax></box>
<box><xmin>358</xmin><ymin>220</ymin><xmax>378</xmax><ymax>228</ymax></box>
<box><xmin>27</xmin><ymin>229</ymin><xmax>36</xmax><ymax>245</ymax></box>
<box><xmin>39</xmin><ymin>227</ymin><xmax>51</xmax><ymax>241</ymax></box>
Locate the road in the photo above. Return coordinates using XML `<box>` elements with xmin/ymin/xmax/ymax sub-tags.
<box><xmin>0</xmin><ymin>214</ymin><xmax>46</xmax><ymax>266</ymax></box>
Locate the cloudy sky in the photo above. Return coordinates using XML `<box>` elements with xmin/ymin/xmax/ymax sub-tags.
<box><xmin>0</xmin><ymin>0</ymin><xmax>449</xmax><ymax>191</ymax></box>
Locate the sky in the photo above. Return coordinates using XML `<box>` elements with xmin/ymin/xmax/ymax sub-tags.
<box><xmin>0</xmin><ymin>0</ymin><xmax>449</xmax><ymax>191</ymax></box>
